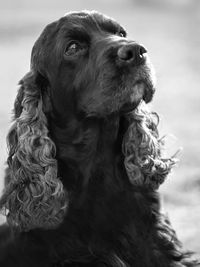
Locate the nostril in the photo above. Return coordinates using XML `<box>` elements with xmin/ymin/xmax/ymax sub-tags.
<box><xmin>139</xmin><ymin>45</ymin><xmax>147</xmax><ymax>58</ymax></box>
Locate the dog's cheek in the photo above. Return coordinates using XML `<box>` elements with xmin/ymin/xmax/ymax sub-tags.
<box><xmin>74</xmin><ymin>54</ymin><xmax>126</xmax><ymax>115</ymax></box>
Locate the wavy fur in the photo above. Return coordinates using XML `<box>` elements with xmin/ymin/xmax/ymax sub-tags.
<box><xmin>0</xmin><ymin>11</ymin><xmax>199</xmax><ymax>267</ymax></box>
<box><xmin>0</xmin><ymin>72</ymin><xmax>67</xmax><ymax>231</ymax></box>
<box><xmin>123</xmin><ymin>101</ymin><xmax>177</xmax><ymax>189</ymax></box>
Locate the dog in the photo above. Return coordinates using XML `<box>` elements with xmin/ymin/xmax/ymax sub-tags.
<box><xmin>0</xmin><ymin>10</ymin><xmax>199</xmax><ymax>267</ymax></box>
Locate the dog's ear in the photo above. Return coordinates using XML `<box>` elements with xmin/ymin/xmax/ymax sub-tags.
<box><xmin>123</xmin><ymin>102</ymin><xmax>177</xmax><ymax>189</ymax></box>
<box><xmin>0</xmin><ymin>71</ymin><xmax>68</xmax><ymax>231</ymax></box>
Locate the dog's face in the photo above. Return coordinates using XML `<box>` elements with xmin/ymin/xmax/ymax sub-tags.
<box><xmin>32</xmin><ymin>10</ymin><xmax>156</xmax><ymax>118</ymax></box>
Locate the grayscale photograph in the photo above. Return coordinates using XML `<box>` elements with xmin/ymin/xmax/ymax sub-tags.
<box><xmin>0</xmin><ymin>0</ymin><xmax>199</xmax><ymax>266</ymax></box>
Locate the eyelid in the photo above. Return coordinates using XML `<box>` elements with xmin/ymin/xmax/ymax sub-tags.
<box><xmin>67</xmin><ymin>40</ymin><xmax>88</xmax><ymax>50</ymax></box>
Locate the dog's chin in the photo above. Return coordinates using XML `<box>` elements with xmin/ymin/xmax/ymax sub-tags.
<box><xmin>81</xmin><ymin>81</ymin><xmax>155</xmax><ymax>118</ymax></box>
<box><xmin>120</xmin><ymin>81</ymin><xmax>155</xmax><ymax>115</ymax></box>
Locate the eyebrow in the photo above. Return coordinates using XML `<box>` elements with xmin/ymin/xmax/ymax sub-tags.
<box><xmin>66</xmin><ymin>27</ymin><xmax>91</xmax><ymax>43</ymax></box>
<box><xmin>62</xmin><ymin>26</ymin><xmax>91</xmax><ymax>43</ymax></box>
<box><xmin>99</xmin><ymin>20</ymin><xmax>127</xmax><ymax>36</ymax></box>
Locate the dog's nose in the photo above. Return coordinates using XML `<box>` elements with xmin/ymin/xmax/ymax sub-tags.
<box><xmin>117</xmin><ymin>43</ymin><xmax>147</xmax><ymax>64</ymax></box>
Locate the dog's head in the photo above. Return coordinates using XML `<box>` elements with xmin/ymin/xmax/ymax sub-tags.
<box><xmin>0</xmin><ymin>11</ymin><xmax>176</xmax><ymax>232</ymax></box>
<box><xmin>31</xmin><ymin>10</ymin><xmax>155</xmax><ymax>118</ymax></box>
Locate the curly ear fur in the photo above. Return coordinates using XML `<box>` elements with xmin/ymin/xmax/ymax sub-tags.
<box><xmin>123</xmin><ymin>101</ymin><xmax>177</xmax><ymax>189</ymax></box>
<box><xmin>0</xmin><ymin>71</ymin><xmax>68</xmax><ymax>231</ymax></box>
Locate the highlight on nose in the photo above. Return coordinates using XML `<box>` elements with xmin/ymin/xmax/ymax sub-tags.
<box><xmin>117</xmin><ymin>43</ymin><xmax>147</xmax><ymax>64</ymax></box>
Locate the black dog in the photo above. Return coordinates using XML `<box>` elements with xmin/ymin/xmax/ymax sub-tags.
<box><xmin>0</xmin><ymin>10</ymin><xmax>199</xmax><ymax>267</ymax></box>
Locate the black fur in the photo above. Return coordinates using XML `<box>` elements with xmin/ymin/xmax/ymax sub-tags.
<box><xmin>0</xmin><ymin>11</ymin><xmax>199</xmax><ymax>267</ymax></box>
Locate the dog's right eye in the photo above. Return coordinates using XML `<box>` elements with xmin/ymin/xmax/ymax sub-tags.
<box><xmin>64</xmin><ymin>42</ymin><xmax>86</xmax><ymax>57</ymax></box>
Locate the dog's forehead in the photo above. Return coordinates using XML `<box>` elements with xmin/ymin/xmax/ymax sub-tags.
<box><xmin>31</xmin><ymin>11</ymin><xmax>125</xmax><ymax>72</ymax></box>
<box><xmin>59</xmin><ymin>11</ymin><xmax>123</xmax><ymax>33</ymax></box>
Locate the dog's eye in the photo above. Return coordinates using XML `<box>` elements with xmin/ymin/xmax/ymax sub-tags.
<box><xmin>65</xmin><ymin>42</ymin><xmax>85</xmax><ymax>56</ymax></box>
<box><xmin>115</xmin><ymin>31</ymin><xmax>126</xmax><ymax>38</ymax></box>
<box><xmin>119</xmin><ymin>32</ymin><xmax>125</xmax><ymax>37</ymax></box>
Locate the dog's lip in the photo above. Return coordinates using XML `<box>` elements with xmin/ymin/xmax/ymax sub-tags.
<box><xmin>120</xmin><ymin>81</ymin><xmax>155</xmax><ymax>114</ymax></box>
<box><xmin>142</xmin><ymin>81</ymin><xmax>156</xmax><ymax>103</ymax></box>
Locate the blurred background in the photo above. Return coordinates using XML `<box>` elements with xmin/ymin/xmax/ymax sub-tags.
<box><xmin>0</xmin><ymin>0</ymin><xmax>200</xmax><ymax>255</ymax></box>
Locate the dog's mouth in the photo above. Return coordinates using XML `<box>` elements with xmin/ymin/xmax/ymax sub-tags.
<box><xmin>119</xmin><ymin>57</ymin><xmax>156</xmax><ymax>114</ymax></box>
<box><xmin>120</xmin><ymin>80</ymin><xmax>155</xmax><ymax>114</ymax></box>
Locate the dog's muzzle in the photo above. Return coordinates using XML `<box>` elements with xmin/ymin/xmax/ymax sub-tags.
<box><xmin>115</xmin><ymin>42</ymin><xmax>155</xmax><ymax>113</ymax></box>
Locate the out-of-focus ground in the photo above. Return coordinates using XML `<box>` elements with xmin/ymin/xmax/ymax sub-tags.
<box><xmin>0</xmin><ymin>0</ymin><xmax>200</xmax><ymax>256</ymax></box>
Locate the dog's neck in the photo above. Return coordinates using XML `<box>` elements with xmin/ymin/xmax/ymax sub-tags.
<box><xmin>49</xmin><ymin>114</ymin><xmax>128</xmax><ymax>190</ymax></box>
